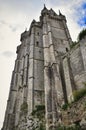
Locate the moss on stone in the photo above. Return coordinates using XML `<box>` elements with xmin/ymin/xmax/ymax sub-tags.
<box><xmin>61</xmin><ymin>103</ymin><xmax>69</xmax><ymax>110</ymax></box>
<box><xmin>31</xmin><ymin>105</ymin><xmax>45</xmax><ymax>120</ymax></box>
<box><xmin>20</xmin><ymin>101</ymin><xmax>28</xmax><ymax>117</ymax></box>
<box><xmin>73</xmin><ymin>88</ymin><xmax>86</xmax><ymax>102</ymax></box>
<box><xmin>57</xmin><ymin>124</ymin><xmax>81</xmax><ymax>130</ymax></box>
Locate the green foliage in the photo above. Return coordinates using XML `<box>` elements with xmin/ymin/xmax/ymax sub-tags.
<box><xmin>57</xmin><ymin>125</ymin><xmax>65</xmax><ymax>130</ymax></box>
<box><xmin>57</xmin><ymin>124</ymin><xmax>81</xmax><ymax>130</ymax></box>
<box><xmin>62</xmin><ymin>103</ymin><xmax>69</xmax><ymax>110</ymax></box>
<box><xmin>84</xmin><ymin>102</ymin><xmax>86</xmax><ymax>110</ymax></box>
<box><xmin>70</xmin><ymin>41</ymin><xmax>78</xmax><ymax>49</ymax></box>
<box><xmin>39</xmin><ymin>123</ymin><xmax>45</xmax><ymax>130</ymax></box>
<box><xmin>20</xmin><ymin>101</ymin><xmax>28</xmax><ymax>112</ymax></box>
<box><xmin>73</xmin><ymin>87</ymin><xmax>86</xmax><ymax>102</ymax></box>
<box><xmin>31</xmin><ymin>105</ymin><xmax>45</xmax><ymax>120</ymax></box>
<box><xmin>67</xmin><ymin>124</ymin><xmax>81</xmax><ymax>130</ymax></box>
<box><xmin>20</xmin><ymin>101</ymin><xmax>28</xmax><ymax>117</ymax></box>
<box><xmin>13</xmin><ymin>127</ymin><xmax>18</xmax><ymax>130</ymax></box>
<box><xmin>83</xmin><ymin>82</ymin><xmax>86</xmax><ymax>87</ymax></box>
<box><xmin>70</xmin><ymin>29</ymin><xmax>86</xmax><ymax>49</ymax></box>
<box><xmin>36</xmin><ymin>105</ymin><xmax>45</xmax><ymax>111</ymax></box>
<box><xmin>78</xmin><ymin>29</ymin><xmax>86</xmax><ymax>41</ymax></box>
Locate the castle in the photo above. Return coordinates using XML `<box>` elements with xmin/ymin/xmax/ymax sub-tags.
<box><xmin>2</xmin><ymin>5</ymin><xmax>86</xmax><ymax>130</ymax></box>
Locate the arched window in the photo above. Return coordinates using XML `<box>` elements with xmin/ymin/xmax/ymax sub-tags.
<box><xmin>66</xmin><ymin>48</ymin><xmax>68</xmax><ymax>52</ymax></box>
<box><xmin>36</xmin><ymin>41</ymin><xmax>39</xmax><ymax>46</ymax></box>
<box><xmin>37</xmin><ymin>32</ymin><xmax>39</xmax><ymax>35</ymax></box>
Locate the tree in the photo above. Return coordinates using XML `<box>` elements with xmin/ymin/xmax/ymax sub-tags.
<box><xmin>78</xmin><ymin>29</ymin><xmax>86</xmax><ymax>41</ymax></box>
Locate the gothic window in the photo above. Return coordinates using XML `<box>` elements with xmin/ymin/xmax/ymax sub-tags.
<box><xmin>66</xmin><ymin>47</ymin><xmax>68</xmax><ymax>52</ymax></box>
<box><xmin>37</xmin><ymin>32</ymin><xmax>39</xmax><ymax>35</ymax></box>
<box><xmin>15</xmin><ymin>74</ymin><xmax>18</xmax><ymax>86</ymax></box>
<box><xmin>36</xmin><ymin>41</ymin><xmax>39</xmax><ymax>46</ymax></box>
<box><xmin>39</xmin><ymin>50</ymin><xmax>41</xmax><ymax>53</ymax></box>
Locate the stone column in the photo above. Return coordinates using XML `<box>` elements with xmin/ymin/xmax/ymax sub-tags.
<box><xmin>23</xmin><ymin>55</ymin><xmax>28</xmax><ymax>86</ymax></box>
<box><xmin>15</xmin><ymin>87</ymin><xmax>24</xmax><ymax>126</ymax></box>
<box><xmin>47</xmin><ymin>23</ymin><xmax>63</xmax><ymax>127</ymax></box>
<box><xmin>19</xmin><ymin>57</ymin><xmax>24</xmax><ymax>86</ymax></box>
<box><xmin>47</xmin><ymin>23</ymin><xmax>63</xmax><ymax>100</ymax></box>
<box><xmin>43</xmin><ymin>18</ymin><xmax>53</xmax><ymax>130</ymax></box>
<box><xmin>8</xmin><ymin>71</ymin><xmax>18</xmax><ymax>129</ymax></box>
<box><xmin>23</xmin><ymin>54</ymin><xmax>29</xmax><ymax>101</ymax></box>
<box><xmin>47</xmin><ymin>23</ymin><xmax>56</xmax><ymax>63</ymax></box>
<box><xmin>44</xmin><ymin>67</ymin><xmax>53</xmax><ymax>130</ymax></box>
<box><xmin>27</xmin><ymin>27</ymin><xmax>35</xmax><ymax>114</ymax></box>
<box><xmin>63</xmin><ymin>56</ymin><xmax>74</xmax><ymax>102</ymax></box>
<box><xmin>59</xmin><ymin>57</ymin><xmax>68</xmax><ymax>103</ymax></box>
<box><xmin>15</xmin><ymin>57</ymin><xmax>24</xmax><ymax>126</ymax></box>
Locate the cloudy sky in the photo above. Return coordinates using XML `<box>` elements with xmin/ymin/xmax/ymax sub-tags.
<box><xmin>0</xmin><ymin>0</ymin><xmax>86</xmax><ymax>129</ymax></box>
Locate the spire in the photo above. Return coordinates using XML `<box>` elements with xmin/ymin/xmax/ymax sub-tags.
<box><xmin>59</xmin><ymin>10</ymin><xmax>62</xmax><ymax>15</ymax></box>
<box><xmin>44</xmin><ymin>4</ymin><xmax>46</xmax><ymax>8</ymax></box>
<box><xmin>41</xmin><ymin>3</ymin><xmax>48</xmax><ymax>15</ymax></box>
<box><xmin>43</xmin><ymin>3</ymin><xmax>47</xmax><ymax>10</ymax></box>
<box><xmin>44</xmin><ymin>0</ymin><xmax>47</xmax><ymax>7</ymax></box>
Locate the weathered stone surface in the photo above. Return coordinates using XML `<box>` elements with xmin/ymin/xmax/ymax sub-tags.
<box><xmin>62</xmin><ymin>96</ymin><xmax>86</xmax><ymax>126</ymax></box>
<box><xmin>2</xmin><ymin>6</ymin><xmax>86</xmax><ymax>130</ymax></box>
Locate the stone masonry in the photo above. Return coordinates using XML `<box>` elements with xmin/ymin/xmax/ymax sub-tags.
<box><xmin>2</xmin><ymin>5</ymin><xmax>86</xmax><ymax>130</ymax></box>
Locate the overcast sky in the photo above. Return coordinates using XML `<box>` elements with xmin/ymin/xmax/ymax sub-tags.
<box><xmin>0</xmin><ymin>0</ymin><xmax>86</xmax><ymax>129</ymax></box>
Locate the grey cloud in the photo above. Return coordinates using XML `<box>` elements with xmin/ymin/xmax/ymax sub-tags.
<box><xmin>2</xmin><ymin>51</ymin><xmax>15</xmax><ymax>58</ymax></box>
<box><xmin>9</xmin><ymin>24</ymin><xmax>25</xmax><ymax>32</ymax></box>
<box><xmin>0</xmin><ymin>20</ymin><xmax>20</xmax><ymax>32</ymax></box>
<box><xmin>0</xmin><ymin>20</ymin><xmax>8</xmax><ymax>25</ymax></box>
<box><xmin>9</xmin><ymin>25</ymin><xmax>17</xmax><ymax>32</ymax></box>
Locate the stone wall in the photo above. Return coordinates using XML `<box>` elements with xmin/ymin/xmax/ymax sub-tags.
<box><xmin>80</xmin><ymin>37</ymin><xmax>86</xmax><ymax>71</ymax></box>
<box><xmin>62</xmin><ymin>56</ymin><xmax>73</xmax><ymax>102</ymax></box>
<box><xmin>70</xmin><ymin>42</ymin><xmax>86</xmax><ymax>89</ymax></box>
<box><xmin>62</xmin><ymin>39</ymin><xmax>86</xmax><ymax>103</ymax></box>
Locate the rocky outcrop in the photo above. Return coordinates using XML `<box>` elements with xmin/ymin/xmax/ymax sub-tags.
<box><xmin>62</xmin><ymin>96</ymin><xmax>86</xmax><ymax>129</ymax></box>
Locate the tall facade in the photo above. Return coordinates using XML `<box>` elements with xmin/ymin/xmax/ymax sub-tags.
<box><xmin>2</xmin><ymin>6</ymin><xmax>86</xmax><ymax>130</ymax></box>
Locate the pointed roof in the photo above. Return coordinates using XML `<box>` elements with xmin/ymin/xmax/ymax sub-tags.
<box><xmin>41</xmin><ymin>4</ymin><xmax>48</xmax><ymax>15</ymax></box>
<box><xmin>59</xmin><ymin>10</ymin><xmax>62</xmax><ymax>15</ymax></box>
<box><xmin>44</xmin><ymin>4</ymin><xmax>46</xmax><ymax>9</ymax></box>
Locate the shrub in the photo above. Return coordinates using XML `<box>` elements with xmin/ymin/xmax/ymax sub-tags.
<box><xmin>58</xmin><ymin>126</ymin><xmax>64</xmax><ymax>130</ymax></box>
<box><xmin>62</xmin><ymin>103</ymin><xmax>69</xmax><ymax>110</ymax></box>
<box><xmin>39</xmin><ymin>123</ymin><xmax>45</xmax><ymax>130</ymax></box>
<box><xmin>70</xmin><ymin>41</ymin><xmax>78</xmax><ymax>49</ymax></box>
<box><xmin>66</xmin><ymin>125</ymin><xmax>81</xmax><ymax>130</ymax></box>
<box><xmin>20</xmin><ymin>101</ymin><xmax>28</xmax><ymax>112</ymax></box>
<box><xmin>20</xmin><ymin>101</ymin><xmax>28</xmax><ymax>117</ymax></box>
<box><xmin>36</xmin><ymin>105</ymin><xmax>45</xmax><ymax>111</ymax></box>
<box><xmin>73</xmin><ymin>87</ymin><xmax>86</xmax><ymax>102</ymax></box>
<box><xmin>31</xmin><ymin>105</ymin><xmax>45</xmax><ymax>119</ymax></box>
<box><xmin>57</xmin><ymin>125</ymin><xmax>66</xmax><ymax>130</ymax></box>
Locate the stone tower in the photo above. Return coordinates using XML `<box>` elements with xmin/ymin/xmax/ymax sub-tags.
<box><xmin>3</xmin><ymin>6</ymin><xmax>86</xmax><ymax>130</ymax></box>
